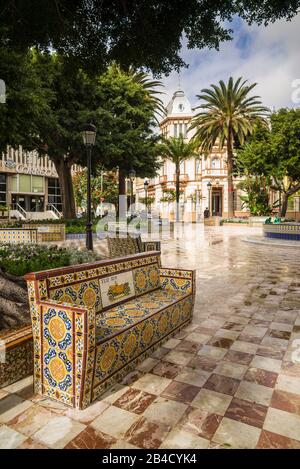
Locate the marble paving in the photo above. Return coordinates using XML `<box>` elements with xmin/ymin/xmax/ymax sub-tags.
<box><xmin>1</xmin><ymin>224</ymin><xmax>300</xmax><ymax>449</ymax></box>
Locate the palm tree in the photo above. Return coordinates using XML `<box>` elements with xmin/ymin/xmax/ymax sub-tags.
<box><xmin>129</xmin><ymin>68</ymin><xmax>165</xmax><ymax>119</ymax></box>
<box><xmin>159</xmin><ymin>135</ymin><xmax>198</xmax><ymax>221</ymax></box>
<box><xmin>190</xmin><ymin>77</ymin><xmax>269</xmax><ymax>217</ymax></box>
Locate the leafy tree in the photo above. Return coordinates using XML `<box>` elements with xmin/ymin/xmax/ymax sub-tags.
<box><xmin>1</xmin><ymin>53</ymin><xmax>163</xmax><ymax>218</ymax></box>
<box><xmin>27</xmin><ymin>52</ymin><xmax>98</xmax><ymax>219</ymax></box>
<box><xmin>0</xmin><ymin>47</ymin><xmax>49</xmax><ymax>152</ymax></box>
<box><xmin>2</xmin><ymin>1</ymin><xmax>300</xmax><ymax>74</ymax></box>
<box><xmin>160</xmin><ymin>189</ymin><xmax>177</xmax><ymax>204</ymax></box>
<box><xmin>237</xmin><ymin>176</ymin><xmax>278</xmax><ymax>215</ymax></box>
<box><xmin>190</xmin><ymin>77</ymin><xmax>269</xmax><ymax>217</ymax></box>
<box><xmin>159</xmin><ymin>135</ymin><xmax>198</xmax><ymax>221</ymax></box>
<box><xmin>73</xmin><ymin>170</ymin><xmax>118</xmax><ymax>212</ymax></box>
<box><xmin>237</xmin><ymin>109</ymin><xmax>300</xmax><ymax>217</ymax></box>
<box><xmin>91</xmin><ymin>64</ymin><xmax>163</xmax><ymax>217</ymax></box>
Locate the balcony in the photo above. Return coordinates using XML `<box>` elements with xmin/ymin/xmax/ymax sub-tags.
<box><xmin>159</xmin><ymin>175</ymin><xmax>167</xmax><ymax>184</ymax></box>
<box><xmin>173</xmin><ymin>174</ymin><xmax>189</xmax><ymax>183</ymax></box>
<box><xmin>203</xmin><ymin>168</ymin><xmax>227</xmax><ymax>177</ymax></box>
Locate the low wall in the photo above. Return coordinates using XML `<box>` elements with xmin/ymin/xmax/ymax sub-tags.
<box><xmin>22</xmin><ymin>223</ymin><xmax>66</xmax><ymax>242</ymax></box>
<box><xmin>0</xmin><ymin>326</ymin><xmax>33</xmax><ymax>388</ymax></box>
<box><xmin>263</xmin><ymin>223</ymin><xmax>300</xmax><ymax>240</ymax></box>
<box><xmin>249</xmin><ymin>217</ymin><xmax>269</xmax><ymax>227</ymax></box>
<box><xmin>0</xmin><ymin>228</ymin><xmax>38</xmax><ymax>244</ymax></box>
<box><xmin>204</xmin><ymin>216</ymin><xmax>222</xmax><ymax>226</ymax></box>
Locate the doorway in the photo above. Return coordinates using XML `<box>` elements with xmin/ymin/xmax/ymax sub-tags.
<box><xmin>212</xmin><ymin>189</ymin><xmax>222</xmax><ymax>216</ymax></box>
<box><xmin>12</xmin><ymin>195</ymin><xmax>45</xmax><ymax>212</ymax></box>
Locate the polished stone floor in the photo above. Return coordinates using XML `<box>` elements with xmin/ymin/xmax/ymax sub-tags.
<box><xmin>1</xmin><ymin>224</ymin><xmax>300</xmax><ymax>449</ymax></box>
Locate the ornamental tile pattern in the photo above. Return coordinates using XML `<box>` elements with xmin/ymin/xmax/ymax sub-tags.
<box><xmin>23</xmin><ymin>252</ymin><xmax>195</xmax><ymax>410</ymax></box>
<box><xmin>2</xmin><ymin>226</ymin><xmax>300</xmax><ymax>448</ymax></box>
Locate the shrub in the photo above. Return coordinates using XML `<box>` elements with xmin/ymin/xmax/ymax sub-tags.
<box><xmin>0</xmin><ymin>244</ymin><xmax>99</xmax><ymax>277</ymax></box>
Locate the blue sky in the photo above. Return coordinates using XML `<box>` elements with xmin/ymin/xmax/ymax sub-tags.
<box><xmin>160</xmin><ymin>13</ymin><xmax>300</xmax><ymax>111</ymax></box>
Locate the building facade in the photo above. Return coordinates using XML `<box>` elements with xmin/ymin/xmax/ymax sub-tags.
<box><xmin>136</xmin><ymin>88</ymin><xmax>246</xmax><ymax>220</ymax></box>
<box><xmin>0</xmin><ymin>146</ymin><xmax>63</xmax><ymax>218</ymax></box>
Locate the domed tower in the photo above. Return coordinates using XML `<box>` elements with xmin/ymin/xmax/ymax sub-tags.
<box><xmin>160</xmin><ymin>89</ymin><xmax>194</xmax><ymax>138</ymax></box>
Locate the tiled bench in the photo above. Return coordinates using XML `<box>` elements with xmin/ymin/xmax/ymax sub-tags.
<box><xmin>25</xmin><ymin>251</ymin><xmax>195</xmax><ymax>409</ymax></box>
<box><xmin>107</xmin><ymin>234</ymin><xmax>161</xmax><ymax>258</ymax></box>
<box><xmin>0</xmin><ymin>326</ymin><xmax>33</xmax><ymax>388</ymax></box>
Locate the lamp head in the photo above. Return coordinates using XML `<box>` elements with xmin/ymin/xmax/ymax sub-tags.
<box><xmin>81</xmin><ymin>123</ymin><xmax>97</xmax><ymax>146</ymax></box>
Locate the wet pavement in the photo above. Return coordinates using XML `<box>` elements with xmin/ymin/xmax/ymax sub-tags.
<box><xmin>1</xmin><ymin>224</ymin><xmax>300</xmax><ymax>449</ymax></box>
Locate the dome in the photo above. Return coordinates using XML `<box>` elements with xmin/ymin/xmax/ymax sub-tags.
<box><xmin>165</xmin><ymin>89</ymin><xmax>193</xmax><ymax>117</ymax></box>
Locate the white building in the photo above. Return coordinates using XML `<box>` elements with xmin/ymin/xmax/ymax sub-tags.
<box><xmin>135</xmin><ymin>88</ymin><xmax>245</xmax><ymax>221</ymax></box>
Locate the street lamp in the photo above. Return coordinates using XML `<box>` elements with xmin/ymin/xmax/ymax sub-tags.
<box><xmin>129</xmin><ymin>168</ymin><xmax>136</xmax><ymax>217</ymax></box>
<box><xmin>81</xmin><ymin>123</ymin><xmax>97</xmax><ymax>251</ymax></box>
<box><xmin>207</xmin><ymin>181</ymin><xmax>212</xmax><ymax>216</ymax></box>
<box><xmin>144</xmin><ymin>178</ymin><xmax>149</xmax><ymax>214</ymax></box>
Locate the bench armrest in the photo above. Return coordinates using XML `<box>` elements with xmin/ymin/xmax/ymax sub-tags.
<box><xmin>36</xmin><ymin>299</ymin><xmax>96</xmax><ymax>408</ymax></box>
<box><xmin>159</xmin><ymin>268</ymin><xmax>196</xmax><ymax>296</ymax></box>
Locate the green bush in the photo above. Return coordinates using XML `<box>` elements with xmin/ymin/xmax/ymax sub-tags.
<box><xmin>0</xmin><ymin>244</ymin><xmax>99</xmax><ymax>277</ymax></box>
<box><xmin>220</xmin><ymin>218</ymin><xmax>249</xmax><ymax>225</ymax></box>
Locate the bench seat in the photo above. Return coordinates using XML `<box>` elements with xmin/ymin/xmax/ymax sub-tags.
<box><xmin>96</xmin><ymin>289</ymin><xmax>189</xmax><ymax>343</ymax></box>
<box><xmin>25</xmin><ymin>251</ymin><xmax>195</xmax><ymax>409</ymax></box>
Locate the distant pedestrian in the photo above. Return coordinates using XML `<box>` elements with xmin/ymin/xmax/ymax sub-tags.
<box><xmin>204</xmin><ymin>207</ymin><xmax>210</xmax><ymax>218</ymax></box>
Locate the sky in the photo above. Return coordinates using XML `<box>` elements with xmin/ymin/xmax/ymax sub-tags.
<box><xmin>160</xmin><ymin>13</ymin><xmax>300</xmax><ymax>111</ymax></box>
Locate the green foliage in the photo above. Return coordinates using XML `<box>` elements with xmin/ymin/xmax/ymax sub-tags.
<box><xmin>73</xmin><ymin>170</ymin><xmax>118</xmax><ymax>211</ymax></box>
<box><xmin>1</xmin><ymin>1</ymin><xmax>299</xmax><ymax>75</ymax></box>
<box><xmin>159</xmin><ymin>135</ymin><xmax>198</xmax><ymax>213</ymax></box>
<box><xmin>0</xmin><ymin>48</ymin><xmax>50</xmax><ymax>152</ymax></box>
<box><xmin>220</xmin><ymin>218</ymin><xmax>249</xmax><ymax>225</ymax></box>
<box><xmin>237</xmin><ymin>177</ymin><xmax>277</xmax><ymax>216</ymax></box>
<box><xmin>0</xmin><ymin>244</ymin><xmax>98</xmax><ymax>277</ymax></box>
<box><xmin>190</xmin><ymin>77</ymin><xmax>269</xmax><ymax>217</ymax></box>
<box><xmin>93</xmin><ymin>64</ymin><xmax>162</xmax><ymax>179</ymax></box>
<box><xmin>138</xmin><ymin>196</ymin><xmax>156</xmax><ymax>206</ymax></box>
<box><xmin>159</xmin><ymin>136</ymin><xmax>198</xmax><ymax>167</ymax></box>
<box><xmin>237</xmin><ymin>109</ymin><xmax>300</xmax><ymax>216</ymax></box>
<box><xmin>160</xmin><ymin>189</ymin><xmax>177</xmax><ymax>204</ymax></box>
<box><xmin>190</xmin><ymin>77</ymin><xmax>269</xmax><ymax>151</ymax></box>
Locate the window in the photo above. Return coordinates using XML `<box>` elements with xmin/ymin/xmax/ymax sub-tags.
<box><xmin>211</xmin><ymin>158</ymin><xmax>221</xmax><ymax>169</ymax></box>
<box><xmin>11</xmin><ymin>174</ymin><xmax>45</xmax><ymax>193</ymax></box>
<box><xmin>179</xmin><ymin>123</ymin><xmax>183</xmax><ymax>136</ymax></box>
<box><xmin>48</xmin><ymin>178</ymin><xmax>62</xmax><ymax>211</ymax></box>
<box><xmin>195</xmin><ymin>160</ymin><xmax>201</xmax><ymax>175</ymax></box>
<box><xmin>0</xmin><ymin>173</ymin><xmax>6</xmax><ymax>205</ymax></box>
<box><xmin>174</xmin><ymin>124</ymin><xmax>178</xmax><ymax>137</ymax></box>
<box><xmin>32</xmin><ymin>176</ymin><xmax>44</xmax><ymax>193</ymax></box>
<box><xmin>19</xmin><ymin>175</ymin><xmax>31</xmax><ymax>192</ymax></box>
<box><xmin>12</xmin><ymin>175</ymin><xmax>18</xmax><ymax>192</ymax></box>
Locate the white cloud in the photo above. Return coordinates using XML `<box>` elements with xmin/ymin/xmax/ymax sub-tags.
<box><xmin>160</xmin><ymin>14</ymin><xmax>300</xmax><ymax>110</ymax></box>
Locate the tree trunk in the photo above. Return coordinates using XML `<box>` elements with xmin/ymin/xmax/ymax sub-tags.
<box><xmin>53</xmin><ymin>158</ymin><xmax>76</xmax><ymax>219</ymax></box>
<box><xmin>175</xmin><ymin>163</ymin><xmax>180</xmax><ymax>222</ymax></box>
<box><xmin>118</xmin><ymin>168</ymin><xmax>127</xmax><ymax>220</ymax></box>
<box><xmin>280</xmin><ymin>192</ymin><xmax>289</xmax><ymax>217</ymax></box>
<box><xmin>0</xmin><ymin>271</ymin><xmax>30</xmax><ymax>331</ymax></box>
<box><xmin>226</xmin><ymin>136</ymin><xmax>234</xmax><ymax>218</ymax></box>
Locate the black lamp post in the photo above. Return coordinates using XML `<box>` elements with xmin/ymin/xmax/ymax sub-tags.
<box><xmin>207</xmin><ymin>181</ymin><xmax>212</xmax><ymax>216</ymax></box>
<box><xmin>81</xmin><ymin>123</ymin><xmax>97</xmax><ymax>250</ymax></box>
<box><xmin>144</xmin><ymin>178</ymin><xmax>149</xmax><ymax>214</ymax></box>
<box><xmin>129</xmin><ymin>168</ymin><xmax>136</xmax><ymax>217</ymax></box>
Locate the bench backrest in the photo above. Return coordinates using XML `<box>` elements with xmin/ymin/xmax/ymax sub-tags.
<box><xmin>107</xmin><ymin>234</ymin><xmax>142</xmax><ymax>258</ymax></box>
<box><xmin>25</xmin><ymin>251</ymin><xmax>161</xmax><ymax>313</ymax></box>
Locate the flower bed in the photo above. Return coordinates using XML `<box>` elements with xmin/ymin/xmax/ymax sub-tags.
<box><xmin>0</xmin><ymin>244</ymin><xmax>97</xmax><ymax>277</ymax></box>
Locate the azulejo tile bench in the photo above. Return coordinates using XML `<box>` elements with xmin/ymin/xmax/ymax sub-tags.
<box><xmin>107</xmin><ymin>234</ymin><xmax>161</xmax><ymax>258</ymax></box>
<box><xmin>24</xmin><ymin>251</ymin><xmax>195</xmax><ymax>409</ymax></box>
<box><xmin>0</xmin><ymin>326</ymin><xmax>33</xmax><ymax>388</ymax></box>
